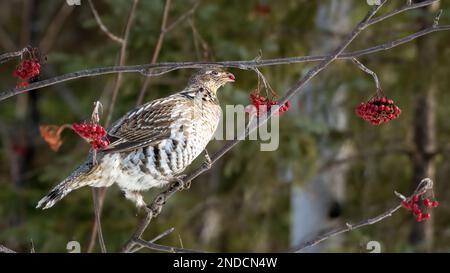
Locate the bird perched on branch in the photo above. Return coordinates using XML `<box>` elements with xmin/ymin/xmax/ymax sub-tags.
<box><xmin>37</xmin><ymin>68</ymin><xmax>235</xmax><ymax>210</ymax></box>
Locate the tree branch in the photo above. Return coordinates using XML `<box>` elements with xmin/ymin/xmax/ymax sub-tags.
<box><xmin>104</xmin><ymin>0</ymin><xmax>139</xmax><ymax>127</ymax></box>
<box><xmin>136</xmin><ymin>0</ymin><xmax>201</xmax><ymax>105</ymax></box>
<box><xmin>40</xmin><ymin>3</ymin><xmax>74</xmax><ymax>53</ymax></box>
<box><xmin>87</xmin><ymin>0</ymin><xmax>124</xmax><ymax>44</ymax></box>
<box><xmin>133</xmin><ymin>238</ymin><xmax>203</xmax><ymax>253</ymax></box>
<box><xmin>0</xmin><ymin>26</ymin><xmax>16</xmax><ymax>52</ymax></box>
<box><xmin>129</xmin><ymin>227</ymin><xmax>175</xmax><ymax>253</ymax></box>
<box><xmin>136</xmin><ymin>0</ymin><xmax>172</xmax><ymax>106</ymax></box>
<box><xmin>352</xmin><ymin>58</ymin><xmax>381</xmax><ymax>91</ymax></box>
<box><xmin>291</xmin><ymin>178</ymin><xmax>434</xmax><ymax>252</ymax></box>
<box><xmin>1</xmin><ymin>24</ymin><xmax>448</xmax><ymax>102</ymax></box>
<box><xmin>367</xmin><ymin>0</ymin><xmax>439</xmax><ymax>26</ymax></box>
<box><xmin>0</xmin><ymin>48</ymin><xmax>27</xmax><ymax>65</ymax></box>
<box><xmin>165</xmin><ymin>0</ymin><xmax>201</xmax><ymax>34</ymax></box>
<box><xmin>87</xmin><ymin>188</ymin><xmax>107</xmax><ymax>253</ymax></box>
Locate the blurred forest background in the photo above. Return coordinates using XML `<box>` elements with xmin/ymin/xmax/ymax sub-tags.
<box><xmin>0</xmin><ymin>0</ymin><xmax>449</xmax><ymax>253</ymax></box>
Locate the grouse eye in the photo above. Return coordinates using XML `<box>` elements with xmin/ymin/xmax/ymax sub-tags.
<box><xmin>212</xmin><ymin>71</ymin><xmax>219</xmax><ymax>75</ymax></box>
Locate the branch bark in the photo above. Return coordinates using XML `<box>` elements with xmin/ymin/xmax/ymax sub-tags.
<box><xmin>104</xmin><ymin>0</ymin><xmax>139</xmax><ymax>127</ymax></box>
<box><xmin>40</xmin><ymin>3</ymin><xmax>74</xmax><ymax>53</ymax></box>
<box><xmin>0</xmin><ymin>48</ymin><xmax>27</xmax><ymax>64</ymax></box>
<box><xmin>1</xmin><ymin>24</ymin><xmax>448</xmax><ymax>102</ymax></box>
<box><xmin>135</xmin><ymin>0</ymin><xmax>172</xmax><ymax>106</ymax></box>
<box><xmin>136</xmin><ymin>0</ymin><xmax>201</xmax><ymax>106</ymax></box>
<box><xmin>87</xmin><ymin>0</ymin><xmax>124</xmax><ymax>44</ymax></box>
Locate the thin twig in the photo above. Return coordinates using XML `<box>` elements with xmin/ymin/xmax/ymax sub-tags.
<box><xmin>151</xmin><ymin>227</ymin><xmax>176</xmax><ymax>243</ymax></box>
<box><xmin>164</xmin><ymin>0</ymin><xmax>201</xmax><ymax>33</ymax></box>
<box><xmin>90</xmin><ymin>188</ymin><xmax>107</xmax><ymax>253</ymax></box>
<box><xmin>188</xmin><ymin>18</ymin><xmax>210</xmax><ymax>60</ymax></box>
<box><xmin>133</xmin><ymin>238</ymin><xmax>203</xmax><ymax>253</ymax></box>
<box><xmin>105</xmin><ymin>0</ymin><xmax>139</xmax><ymax>127</ymax></box>
<box><xmin>136</xmin><ymin>0</ymin><xmax>172</xmax><ymax>106</ymax></box>
<box><xmin>40</xmin><ymin>3</ymin><xmax>74</xmax><ymax>53</ymax></box>
<box><xmin>87</xmin><ymin>0</ymin><xmax>124</xmax><ymax>44</ymax></box>
<box><xmin>121</xmin><ymin>209</ymin><xmax>154</xmax><ymax>252</ymax></box>
<box><xmin>291</xmin><ymin>178</ymin><xmax>434</xmax><ymax>252</ymax></box>
<box><xmin>351</xmin><ymin>58</ymin><xmax>381</xmax><ymax>91</ymax></box>
<box><xmin>367</xmin><ymin>0</ymin><xmax>440</xmax><ymax>26</ymax></box>
<box><xmin>0</xmin><ymin>48</ymin><xmax>27</xmax><ymax>64</ymax></box>
<box><xmin>129</xmin><ymin>227</ymin><xmax>175</xmax><ymax>253</ymax></box>
<box><xmin>295</xmin><ymin>204</ymin><xmax>404</xmax><ymax>252</ymax></box>
<box><xmin>87</xmin><ymin>0</ymin><xmax>140</xmax><ymax>253</ymax></box>
<box><xmin>433</xmin><ymin>9</ymin><xmax>443</xmax><ymax>27</ymax></box>
<box><xmin>1</xmin><ymin>24</ymin><xmax>448</xmax><ymax>102</ymax></box>
<box><xmin>136</xmin><ymin>0</ymin><xmax>201</xmax><ymax>106</ymax></box>
<box><xmin>0</xmin><ymin>26</ymin><xmax>16</xmax><ymax>51</ymax></box>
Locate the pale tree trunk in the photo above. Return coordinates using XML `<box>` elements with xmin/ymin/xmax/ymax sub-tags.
<box><xmin>409</xmin><ymin>1</ymin><xmax>439</xmax><ymax>249</ymax></box>
<box><xmin>290</xmin><ymin>1</ymin><xmax>354</xmax><ymax>252</ymax></box>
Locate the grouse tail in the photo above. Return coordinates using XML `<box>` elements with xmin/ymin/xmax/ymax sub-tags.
<box><xmin>36</xmin><ymin>160</ymin><xmax>94</xmax><ymax>210</ymax></box>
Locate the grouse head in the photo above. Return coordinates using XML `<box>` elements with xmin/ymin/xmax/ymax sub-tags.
<box><xmin>188</xmin><ymin>68</ymin><xmax>235</xmax><ymax>93</ymax></box>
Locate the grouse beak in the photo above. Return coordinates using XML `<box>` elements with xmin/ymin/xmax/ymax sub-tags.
<box><xmin>224</xmin><ymin>72</ymin><xmax>235</xmax><ymax>82</ymax></box>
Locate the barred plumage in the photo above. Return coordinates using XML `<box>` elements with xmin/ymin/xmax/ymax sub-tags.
<box><xmin>37</xmin><ymin>69</ymin><xmax>235</xmax><ymax>209</ymax></box>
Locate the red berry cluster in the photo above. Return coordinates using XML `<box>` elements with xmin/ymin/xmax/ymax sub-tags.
<box><xmin>401</xmin><ymin>194</ymin><xmax>439</xmax><ymax>222</ymax></box>
<box><xmin>356</xmin><ymin>96</ymin><xmax>401</xmax><ymax>125</ymax></box>
<box><xmin>13</xmin><ymin>59</ymin><xmax>41</xmax><ymax>80</ymax></box>
<box><xmin>249</xmin><ymin>93</ymin><xmax>290</xmax><ymax>117</ymax></box>
<box><xmin>72</xmin><ymin>123</ymin><xmax>110</xmax><ymax>150</ymax></box>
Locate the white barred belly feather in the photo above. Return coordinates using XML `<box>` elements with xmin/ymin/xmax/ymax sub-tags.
<box><xmin>36</xmin><ymin>68</ymin><xmax>234</xmax><ymax>210</ymax></box>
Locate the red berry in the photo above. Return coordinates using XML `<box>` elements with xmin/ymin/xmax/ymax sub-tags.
<box><xmin>421</xmin><ymin>213</ymin><xmax>430</xmax><ymax>220</ymax></box>
<box><xmin>412</xmin><ymin>195</ymin><xmax>419</xmax><ymax>202</ymax></box>
<box><xmin>416</xmin><ymin>213</ymin><xmax>423</xmax><ymax>222</ymax></box>
<box><xmin>431</xmin><ymin>201</ymin><xmax>439</xmax><ymax>208</ymax></box>
<box><xmin>401</xmin><ymin>200</ymin><xmax>411</xmax><ymax>210</ymax></box>
<box><xmin>249</xmin><ymin>92</ymin><xmax>290</xmax><ymax>117</ymax></box>
<box><xmin>413</xmin><ymin>208</ymin><xmax>422</xmax><ymax>216</ymax></box>
<box><xmin>423</xmin><ymin>198</ymin><xmax>431</xmax><ymax>208</ymax></box>
<box><xmin>13</xmin><ymin>59</ymin><xmax>41</xmax><ymax>80</ymax></box>
<box><xmin>355</xmin><ymin>96</ymin><xmax>401</xmax><ymax>125</ymax></box>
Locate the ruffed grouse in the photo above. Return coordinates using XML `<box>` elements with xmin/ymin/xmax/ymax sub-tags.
<box><xmin>37</xmin><ymin>68</ymin><xmax>235</xmax><ymax>209</ymax></box>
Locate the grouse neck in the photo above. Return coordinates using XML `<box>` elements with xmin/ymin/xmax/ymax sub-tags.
<box><xmin>181</xmin><ymin>84</ymin><xmax>219</xmax><ymax>103</ymax></box>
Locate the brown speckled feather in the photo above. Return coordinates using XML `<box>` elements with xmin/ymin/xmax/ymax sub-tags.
<box><xmin>102</xmin><ymin>94</ymin><xmax>194</xmax><ymax>154</ymax></box>
<box><xmin>37</xmin><ymin>68</ymin><xmax>235</xmax><ymax>209</ymax></box>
